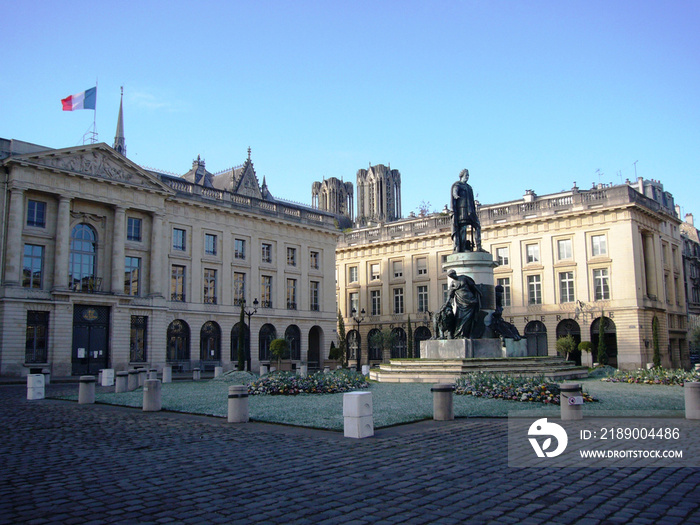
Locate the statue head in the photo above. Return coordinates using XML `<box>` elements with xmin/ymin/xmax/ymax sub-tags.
<box><xmin>459</xmin><ymin>169</ymin><xmax>469</xmax><ymax>182</ymax></box>
<box><xmin>447</xmin><ymin>269</ymin><xmax>457</xmax><ymax>279</ymax></box>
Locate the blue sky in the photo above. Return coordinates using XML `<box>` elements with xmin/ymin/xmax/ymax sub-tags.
<box><xmin>3</xmin><ymin>0</ymin><xmax>699</xmax><ymax>218</ymax></box>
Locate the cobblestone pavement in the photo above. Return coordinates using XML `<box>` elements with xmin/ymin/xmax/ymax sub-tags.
<box><xmin>1</xmin><ymin>384</ymin><xmax>699</xmax><ymax>525</ymax></box>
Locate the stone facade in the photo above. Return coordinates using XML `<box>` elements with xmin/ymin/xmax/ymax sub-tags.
<box><xmin>0</xmin><ymin>140</ymin><xmax>339</xmax><ymax>377</ymax></box>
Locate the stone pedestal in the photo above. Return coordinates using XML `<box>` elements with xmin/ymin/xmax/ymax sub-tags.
<box><xmin>101</xmin><ymin>369</ymin><xmax>115</xmax><ymax>387</ymax></box>
<box><xmin>128</xmin><ymin>369</ymin><xmax>139</xmax><ymax>391</ymax></box>
<box><xmin>214</xmin><ymin>366</ymin><xmax>223</xmax><ymax>378</ymax></box>
<box><xmin>443</xmin><ymin>251</ymin><xmax>496</xmax><ymax>310</ymax></box>
<box><xmin>115</xmin><ymin>372</ymin><xmax>128</xmax><ymax>393</ymax></box>
<box><xmin>27</xmin><ymin>374</ymin><xmax>45</xmax><ymax>400</ymax></box>
<box><xmin>560</xmin><ymin>383</ymin><xmax>583</xmax><ymax>420</ymax></box>
<box><xmin>505</xmin><ymin>339</ymin><xmax>528</xmax><ymax>357</ymax></box>
<box><xmin>162</xmin><ymin>366</ymin><xmax>172</xmax><ymax>383</ymax></box>
<box><xmin>143</xmin><ymin>379</ymin><xmax>162</xmax><ymax>412</ymax></box>
<box><xmin>685</xmin><ymin>382</ymin><xmax>700</xmax><ymax>420</ymax></box>
<box><xmin>78</xmin><ymin>376</ymin><xmax>96</xmax><ymax>404</ymax></box>
<box><xmin>228</xmin><ymin>385</ymin><xmax>249</xmax><ymax>423</ymax></box>
<box><xmin>421</xmin><ymin>338</ymin><xmax>503</xmax><ymax>359</ymax></box>
<box><xmin>343</xmin><ymin>392</ymin><xmax>374</xmax><ymax>438</ymax></box>
<box><xmin>431</xmin><ymin>384</ymin><xmax>454</xmax><ymax>420</ymax></box>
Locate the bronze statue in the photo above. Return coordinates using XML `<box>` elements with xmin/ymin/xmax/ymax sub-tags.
<box><xmin>433</xmin><ymin>301</ymin><xmax>455</xmax><ymax>339</ymax></box>
<box><xmin>451</xmin><ymin>169</ymin><xmax>481</xmax><ymax>252</ymax></box>
<box><xmin>446</xmin><ymin>269</ymin><xmax>484</xmax><ymax>339</ymax></box>
<box><xmin>490</xmin><ymin>284</ymin><xmax>522</xmax><ymax>340</ymax></box>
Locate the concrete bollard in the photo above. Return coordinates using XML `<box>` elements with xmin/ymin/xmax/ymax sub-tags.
<box><xmin>214</xmin><ymin>366</ymin><xmax>223</xmax><ymax>378</ymax></box>
<box><xmin>142</xmin><ymin>379</ymin><xmax>162</xmax><ymax>412</ymax></box>
<box><xmin>98</xmin><ymin>369</ymin><xmax>103</xmax><ymax>384</ymax></box>
<box><xmin>138</xmin><ymin>368</ymin><xmax>147</xmax><ymax>387</ymax></box>
<box><xmin>27</xmin><ymin>374</ymin><xmax>45</xmax><ymax>400</ymax></box>
<box><xmin>193</xmin><ymin>368</ymin><xmax>201</xmax><ymax>381</ymax></box>
<box><xmin>431</xmin><ymin>384</ymin><xmax>454</xmax><ymax>421</ymax></box>
<box><xmin>361</xmin><ymin>365</ymin><xmax>370</xmax><ymax>376</ymax></box>
<box><xmin>148</xmin><ymin>369</ymin><xmax>158</xmax><ymax>380</ymax></box>
<box><xmin>560</xmin><ymin>383</ymin><xmax>584</xmax><ymax>420</ymax></box>
<box><xmin>128</xmin><ymin>369</ymin><xmax>139</xmax><ymax>391</ymax></box>
<box><xmin>685</xmin><ymin>382</ymin><xmax>700</xmax><ymax>420</ymax></box>
<box><xmin>343</xmin><ymin>391</ymin><xmax>373</xmax><ymax>438</ymax></box>
<box><xmin>115</xmin><ymin>371</ymin><xmax>129</xmax><ymax>393</ymax></box>
<box><xmin>101</xmin><ymin>368</ymin><xmax>115</xmax><ymax>387</ymax></box>
<box><xmin>42</xmin><ymin>368</ymin><xmax>51</xmax><ymax>385</ymax></box>
<box><xmin>259</xmin><ymin>364</ymin><xmax>269</xmax><ymax>376</ymax></box>
<box><xmin>78</xmin><ymin>376</ymin><xmax>96</xmax><ymax>404</ymax></box>
<box><xmin>228</xmin><ymin>385</ymin><xmax>249</xmax><ymax>423</ymax></box>
<box><xmin>162</xmin><ymin>366</ymin><xmax>172</xmax><ymax>383</ymax></box>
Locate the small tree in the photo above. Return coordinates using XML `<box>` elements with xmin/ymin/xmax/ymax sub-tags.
<box><xmin>328</xmin><ymin>341</ymin><xmax>343</xmax><ymax>363</ymax></box>
<box><xmin>407</xmin><ymin>316</ymin><xmax>414</xmax><ymax>358</ymax></box>
<box><xmin>652</xmin><ymin>315</ymin><xmax>661</xmax><ymax>368</ymax></box>
<box><xmin>270</xmin><ymin>338</ymin><xmax>289</xmax><ymax>370</ymax></box>
<box><xmin>370</xmin><ymin>328</ymin><xmax>397</xmax><ymax>360</ymax></box>
<box><xmin>556</xmin><ymin>335</ymin><xmax>577</xmax><ymax>362</ymax></box>
<box><xmin>597</xmin><ymin>313</ymin><xmax>608</xmax><ymax>366</ymax></box>
<box><xmin>337</xmin><ymin>310</ymin><xmax>348</xmax><ymax>368</ymax></box>
<box><xmin>578</xmin><ymin>341</ymin><xmax>593</xmax><ymax>354</ymax></box>
<box><xmin>237</xmin><ymin>302</ymin><xmax>246</xmax><ymax>371</ymax></box>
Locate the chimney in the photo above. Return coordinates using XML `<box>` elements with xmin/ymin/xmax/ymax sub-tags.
<box><xmin>686</xmin><ymin>213</ymin><xmax>694</xmax><ymax>227</ymax></box>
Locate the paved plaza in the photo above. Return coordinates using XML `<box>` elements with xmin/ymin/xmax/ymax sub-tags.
<box><xmin>1</xmin><ymin>383</ymin><xmax>699</xmax><ymax>524</ymax></box>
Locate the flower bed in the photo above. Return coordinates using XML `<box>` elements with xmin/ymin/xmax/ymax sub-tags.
<box><xmin>454</xmin><ymin>372</ymin><xmax>596</xmax><ymax>405</ymax></box>
<box><xmin>602</xmin><ymin>368</ymin><xmax>700</xmax><ymax>386</ymax></box>
<box><xmin>248</xmin><ymin>370</ymin><xmax>369</xmax><ymax>395</ymax></box>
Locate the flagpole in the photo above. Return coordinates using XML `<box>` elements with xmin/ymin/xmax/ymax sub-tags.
<box><xmin>82</xmin><ymin>78</ymin><xmax>98</xmax><ymax>145</ymax></box>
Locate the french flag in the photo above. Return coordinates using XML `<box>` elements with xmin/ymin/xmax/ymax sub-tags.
<box><xmin>61</xmin><ymin>87</ymin><xmax>97</xmax><ymax>111</ymax></box>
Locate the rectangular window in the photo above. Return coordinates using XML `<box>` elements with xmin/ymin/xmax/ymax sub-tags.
<box><xmin>171</xmin><ymin>265</ymin><xmax>186</xmax><ymax>301</ymax></box>
<box><xmin>261</xmin><ymin>243</ymin><xmax>272</xmax><ymax>263</ymax></box>
<box><xmin>124</xmin><ymin>256</ymin><xmax>141</xmax><ymax>296</ymax></box>
<box><xmin>591</xmin><ymin>234</ymin><xmax>607</xmax><ymax>257</ymax></box>
<box><xmin>557</xmin><ymin>239</ymin><xmax>572</xmax><ymax>260</ymax></box>
<box><xmin>593</xmin><ymin>268</ymin><xmax>610</xmax><ymax>300</ymax></box>
<box><xmin>25</xmin><ymin>311</ymin><xmax>49</xmax><ymax>364</ymax></box>
<box><xmin>127</xmin><ymin>217</ymin><xmax>142</xmax><ymax>242</ymax></box>
<box><xmin>393</xmin><ymin>288</ymin><xmax>404</xmax><ymax>314</ymax></box>
<box><xmin>286</xmin><ymin>278</ymin><xmax>297</xmax><ymax>309</ymax></box>
<box><xmin>370</xmin><ymin>263</ymin><xmax>380</xmax><ymax>281</ymax></box>
<box><xmin>173</xmin><ymin>228</ymin><xmax>186</xmax><ymax>251</ymax></box>
<box><xmin>261</xmin><ymin>275</ymin><xmax>272</xmax><ymax>308</ymax></box>
<box><xmin>417</xmin><ymin>285</ymin><xmax>429</xmax><ymax>312</ymax></box>
<box><xmin>497</xmin><ymin>277</ymin><xmax>511</xmax><ymax>307</ymax></box>
<box><xmin>22</xmin><ymin>244</ymin><xmax>44</xmax><ymax>289</ymax></box>
<box><xmin>234</xmin><ymin>272</ymin><xmax>246</xmax><ymax>306</ymax></box>
<box><xmin>203</xmin><ymin>269</ymin><xmax>217</xmax><ymax>304</ymax></box>
<box><xmin>393</xmin><ymin>260</ymin><xmax>403</xmax><ymax>278</ymax></box>
<box><xmin>416</xmin><ymin>258</ymin><xmax>427</xmax><ymax>275</ymax></box>
<box><xmin>442</xmin><ymin>283</ymin><xmax>449</xmax><ymax>304</ymax></box>
<box><xmin>526</xmin><ymin>244</ymin><xmax>540</xmax><ymax>264</ymax></box>
<box><xmin>26</xmin><ymin>200</ymin><xmax>46</xmax><ymax>228</ymax></box>
<box><xmin>130</xmin><ymin>315</ymin><xmax>148</xmax><ymax>362</ymax></box>
<box><xmin>205</xmin><ymin>234</ymin><xmax>217</xmax><ymax>256</ymax></box>
<box><xmin>234</xmin><ymin>239</ymin><xmax>246</xmax><ymax>260</ymax></box>
<box><xmin>371</xmin><ymin>290</ymin><xmax>381</xmax><ymax>316</ymax></box>
<box><xmin>559</xmin><ymin>271</ymin><xmax>575</xmax><ymax>303</ymax></box>
<box><xmin>349</xmin><ymin>292</ymin><xmax>359</xmax><ymax>316</ymax></box>
<box><xmin>349</xmin><ymin>266</ymin><xmax>358</xmax><ymax>283</ymax></box>
<box><xmin>310</xmin><ymin>281</ymin><xmax>320</xmax><ymax>311</ymax></box>
<box><xmin>496</xmin><ymin>247</ymin><xmax>509</xmax><ymax>266</ymax></box>
<box><xmin>287</xmin><ymin>247</ymin><xmax>297</xmax><ymax>266</ymax></box>
<box><xmin>310</xmin><ymin>251</ymin><xmax>319</xmax><ymax>270</ymax></box>
<box><xmin>527</xmin><ymin>275</ymin><xmax>542</xmax><ymax>305</ymax></box>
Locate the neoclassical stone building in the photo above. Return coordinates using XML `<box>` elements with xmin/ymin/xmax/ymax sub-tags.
<box><xmin>0</xmin><ymin>138</ymin><xmax>339</xmax><ymax>377</ymax></box>
<box><xmin>335</xmin><ymin>177</ymin><xmax>691</xmax><ymax>370</ymax></box>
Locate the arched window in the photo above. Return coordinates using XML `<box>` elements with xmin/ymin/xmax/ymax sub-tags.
<box><xmin>167</xmin><ymin>320</ymin><xmax>190</xmax><ymax>362</ymax></box>
<box><xmin>391</xmin><ymin>327</ymin><xmax>407</xmax><ymax>358</ymax></box>
<box><xmin>200</xmin><ymin>321</ymin><xmax>221</xmax><ymax>362</ymax></box>
<box><xmin>230</xmin><ymin>322</ymin><xmax>250</xmax><ymax>363</ymax></box>
<box><xmin>285</xmin><ymin>325</ymin><xmax>301</xmax><ymax>360</ymax></box>
<box><xmin>347</xmin><ymin>330</ymin><xmax>360</xmax><ymax>360</ymax></box>
<box><xmin>524</xmin><ymin>320</ymin><xmax>548</xmax><ymax>356</ymax></box>
<box><xmin>414</xmin><ymin>326</ymin><xmax>432</xmax><ymax>358</ymax></box>
<box><xmin>69</xmin><ymin>224</ymin><xmax>98</xmax><ymax>292</ymax></box>
<box><xmin>259</xmin><ymin>324</ymin><xmax>277</xmax><ymax>362</ymax></box>
<box><xmin>368</xmin><ymin>328</ymin><xmax>382</xmax><ymax>360</ymax></box>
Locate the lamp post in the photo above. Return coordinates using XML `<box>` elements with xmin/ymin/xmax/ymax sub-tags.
<box><xmin>351</xmin><ymin>307</ymin><xmax>366</xmax><ymax>372</ymax></box>
<box><xmin>241</xmin><ymin>298</ymin><xmax>258</xmax><ymax>371</ymax></box>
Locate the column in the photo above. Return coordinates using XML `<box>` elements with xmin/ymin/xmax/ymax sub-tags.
<box><xmin>4</xmin><ymin>188</ymin><xmax>24</xmax><ymax>285</ymax></box>
<box><xmin>643</xmin><ymin>233</ymin><xmax>658</xmax><ymax>299</ymax></box>
<box><xmin>111</xmin><ymin>206</ymin><xmax>126</xmax><ymax>294</ymax></box>
<box><xmin>53</xmin><ymin>196</ymin><xmax>71</xmax><ymax>290</ymax></box>
<box><xmin>149</xmin><ymin>213</ymin><xmax>163</xmax><ymax>297</ymax></box>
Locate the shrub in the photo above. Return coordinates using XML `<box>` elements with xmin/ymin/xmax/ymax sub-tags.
<box><xmin>556</xmin><ymin>335</ymin><xmax>577</xmax><ymax>361</ymax></box>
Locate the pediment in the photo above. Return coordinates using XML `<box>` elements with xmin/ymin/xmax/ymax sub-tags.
<box><xmin>8</xmin><ymin>143</ymin><xmax>174</xmax><ymax>194</ymax></box>
<box><xmin>235</xmin><ymin>162</ymin><xmax>262</xmax><ymax>199</ymax></box>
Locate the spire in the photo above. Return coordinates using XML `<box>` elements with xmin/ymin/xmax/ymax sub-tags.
<box><xmin>113</xmin><ymin>86</ymin><xmax>126</xmax><ymax>156</ymax></box>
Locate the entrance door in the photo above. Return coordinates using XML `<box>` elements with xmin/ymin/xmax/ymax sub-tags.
<box><xmin>72</xmin><ymin>305</ymin><xmax>110</xmax><ymax>375</ymax></box>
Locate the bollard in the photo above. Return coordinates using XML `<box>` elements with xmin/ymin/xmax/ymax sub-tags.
<box><xmin>215</xmin><ymin>366</ymin><xmax>223</xmax><ymax>378</ymax></box>
<box><xmin>128</xmin><ymin>369</ymin><xmax>139</xmax><ymax>391</ymax></box>
<box><xmin>361</xmin><ymin>364</ymin><xmax>370</xmax><ymax>376</ymax></box>
<box><xmin>560</xmin><ymin>383</ymin><xmax>584</xmax><ymax>420</ymax></box>
<box><xmin>259</xmin><ymin>364</ymin><xmax>269</xmax><ymax>376</ymax></box>
<box><xmin>228</xmin><ymin>385</ymin><xmax>249</xmax><ymax>423</ymax></box>
<box><xmin>193</xmin><ymin>368</ymin><xmax>201</xmax><ymax>381</ymax></box>
<box><xmin>98</xmin><ymin>369</ymin><xmax>103</xmax><ymax>384</ymax></box>
<box><xmin>148</xmin><ymin>369</ymin><xmax>158</xmax><ymax>380</ymax></box>
<box><xmin>27</xmin><ymin>374</ymin><xmax>45</xmax><ymax>400</ymax></box>
<box><xmin>343</xmin><ymin>391</ymin><xmax>373</xmax><ymax>438</ymax></box>
<box><xmin>78</xmin><ymin>375</ymin><xmax>96</xmax><ymax>404</ymax></box>
<box><xmin>115</xmin><ymin>371</ymin><xmax>129</xmax><ymax>393</ymax></box>
<box><xmin>162</xmin><ymin>366</ymin><xmax>172</xmax><ymax>383</ymax></box>
<box><xmin>685</xmin><ymin>382</ymin><xmax>700</xmax><ymax>420</ymax></box>
<box><xmin>323</xmin><ymin>366</ymin><xmax>330</xmax><ymax>374</ymax></box>
<box><xmin>42</xmin><ymin>368</ymin><xmax>51</xmax><ymax>385</ymax></box>
<box><xmin>101</xmin><ymin>368</ymin><xmax>115</xmax><ymax>387</ymax></box>
<box><xmin>300</xmin><ymin>364</ymin><xmax>308</xmax><ymax>377</ymax></box>
<box><xmin>142</xmin><ymin>379</ymin><xmax>162</xmax><ymax>412</ymax></box>
<box><xmin>138</xmin><ymin>368</ymin><xmax>147</xmax><ymax>387</ymax></box>
<box><xmin>431</xmin><ymin>384</ymin><xmax>454</xmax><ymax>421</ymax></box>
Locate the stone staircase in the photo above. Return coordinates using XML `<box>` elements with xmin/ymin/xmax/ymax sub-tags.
<box><xmin>369</xmin><ymin>356</ymin><xmax>588</xmax><ymax>383</ymax></box>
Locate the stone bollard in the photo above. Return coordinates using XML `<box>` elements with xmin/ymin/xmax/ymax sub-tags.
<box><xmin>215</xmin><ymin>366</ymin><xmax>223</xmax><ymax>378</ymax></box>
<box><xmin>431</xmin><ymin>384</ymin><xmax>454</xmax><ymax>421</ymax></box>
<box><xmin>42</xmin><ymin>368</ymin><xmax>51</xmax><ymax>385</ymax></box>
<box><xmin>162</xmin><ymin>366</ymin><xmax>172</xmax><ymax>383</ymax></box>
<box><xmin>101</xmin><ymin>368</ymin><xmax>115</xmax><ymax>387</ymax></box>
<box><xmin>98</xmin><ymin>369</ymin><xmax>103</xmax><ymax>384</ymax></box>
<box><xmin>148</xmin><ymin>369</ymin><xmax>158</xmax><ymax>380</ymax></box>
<box><xmin>138</xmin><ymin>368</ymin><xmax>147</xmax><ymax>387</ymax></box>
<box><xmin>560</xmin><ymin>383</ymin><xmax>584</xmax><ymax>420</ymax></box>
<box><xmin>142</xmin><ymin>379</ymin><xmax>162</xmax><ymax>412</ymax></box>
<box><xmin>78</xmin><ymin>376</ymin><xmax>96</xmax><ymax>404</ymax></box>
<box><xmin>343</xmin><ymin>391</ymin><xmax>373</xmax><ymax>438</ymax></box>
<box><xmin>228</xmin><ymin>385</ymin><xmax>249</xmax><ymax>423</ymax></box>
<box><xmin>685</xmin><ymin>382</ymin><xmax>700</xmax><ymax>420</ymax></box>
<box><xmin>193</xmin><ymin>368</ymin><xmax>201</xmax><ymax>381</ymax></box>
<box><xmin>260</xmin><ymin>364</ymin><xmax>269</xmax><ymax>376</ymax></box>
<box><xmin>323</xmin><ymin>366</ymin><xmax>330</xmax><ymax>374</ymax></box>
<box><xmin>128</xmin><ymin>369</ymin><xmax>139</xmax><ymax>391</ymax></box>
<box><xmin>115</xmin><ymin>371</ymin><xmax>129</xmax><ymax>393</ymax></box>
<box><xmin>361</xmin><ymin>365</ymin><xmax>370</xmax><ymax>376</ymax></box>
<box><xmin>27</xmin><ymin>374</ymin><xmax>45</xmax><ymax>400</ymax></box>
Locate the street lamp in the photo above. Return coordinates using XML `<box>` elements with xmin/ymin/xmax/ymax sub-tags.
<box><xmin>351</xmin><ymin>307</ymin><xmax>365</xmax><ymax>372</ymax></box>
<box><xmin>239</xmin><ymin>298</ymin><xmax>258</xmax><ymax>371</ymax></box>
